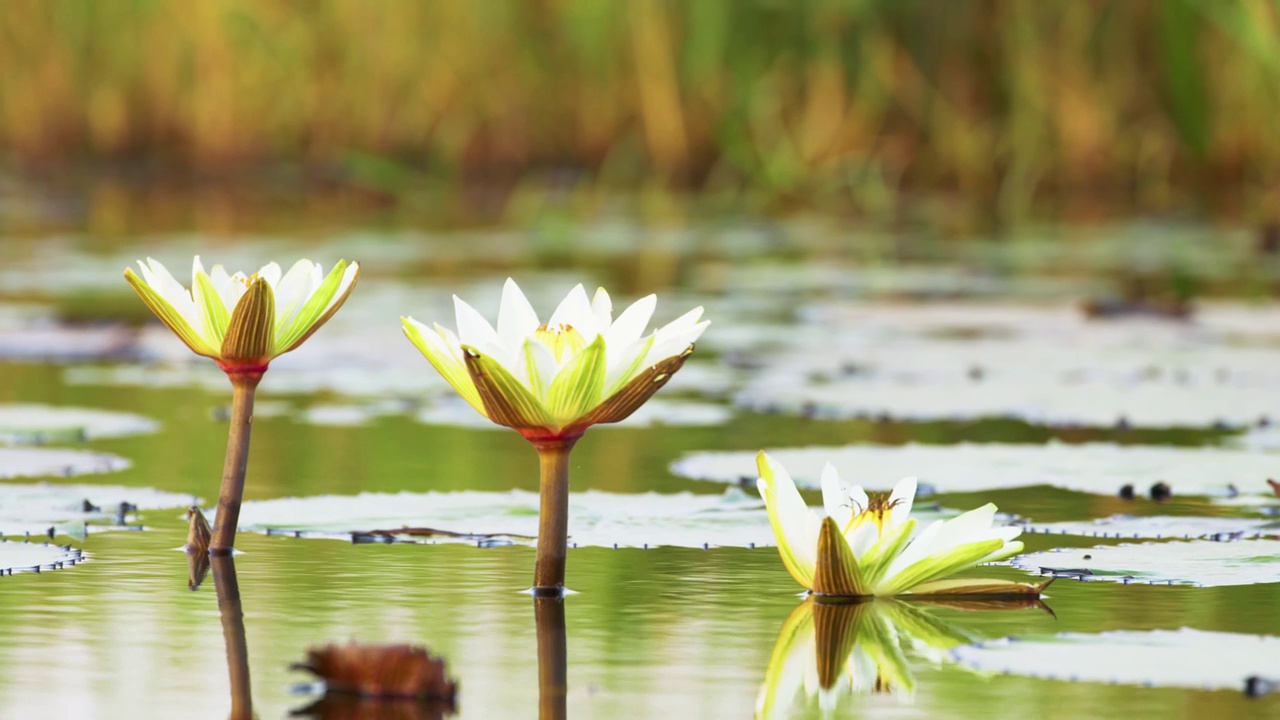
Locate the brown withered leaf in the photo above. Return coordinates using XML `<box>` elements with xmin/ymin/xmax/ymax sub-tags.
<box><xmin>186</xmin><ymin>505</ymin><xmax>212</xmax><ymax>553</ymax></box>
<box><xmin>294</xmin><ymin>643</ymin><xmax>457</xmax><ymax>703</ymax></box>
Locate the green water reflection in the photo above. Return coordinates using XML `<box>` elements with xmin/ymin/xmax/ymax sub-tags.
<box><xmin>0</xmin><ymin>356</ymin><xmax>1276</xmax><ymax>718</ymax></box>
<box><xmin>0</xmin><ymin>214</ymin><xmax>1279</xmax><ymax>720</ymax></box>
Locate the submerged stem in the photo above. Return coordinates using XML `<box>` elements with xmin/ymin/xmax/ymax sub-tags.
<box><xmin>211</xmin><ymin>555</ymin><xmax>253</xmax><ymax>720</ymax></box>
<box><xmin>211</xmin><ymin>372</ymin><xmax>261</xmax><ymax>553</ymax></box>
<box><xmin>535</xmin><ymin>596</ymin><xmax>567</xmax><ymax>720</ymax></box>
<box><xmin>532</xmin><ymin>436</ymin><xmax>579</xmax><ymax>592</ymax></box>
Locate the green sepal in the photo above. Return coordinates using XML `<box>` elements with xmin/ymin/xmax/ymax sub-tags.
<box><xmin>463</xmin><ymin>345</ymin><xmax>555</xmax><ymax>430</ymax></box>
<box><xmin>124</xmin><ymin>268</ymin><xmax>218</xmax><ymax>357</ymax></box>
<box><xmin>570</xmin><ymin>345</ymin><xmax>690</xmax><ymax>431</ymax></box>
<box><xmin>402</xmin><ymin>319</ymin><xmax>485</xmax><ymax>416</ymax></box>
<box><xmin>856</xmin><ymin>517</ymin><xmax>917</xmax><ymax>589</ymax></box>
<box><xmin>756</xmin><ymin>450</ymin><xmax>815</xmax><ymax>588</ymax></box>
<box><xmin>193</xmin><ymin>269</ymin><xmax>230</xmax><ymax>345</ymax></box>
<box><xmin>545</xmin><ymin>334</ymin><xmax>606</xmax><ymax>424</ymax></box>
<box><xmin>812</xmin><ymin>516</ymin><xmax>868</xmax><ymax>596</ymax></box>
<box><xmin>275</xmin><ymin>260</ymin><xmax>352</xmax><ymax>354</ymax></box>
<box><xmin>221</xmin><ymin>277</ymin><xmax>276</xmax><ymax>361</ymax></box>
<box><xmin>876</xmin><ymin>537</ymin><xmax>1005</xmax><ymax>597</ymax></box>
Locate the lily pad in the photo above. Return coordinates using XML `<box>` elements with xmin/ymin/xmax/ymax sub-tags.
<box><xmin>951</xmin><ymin>628</ymin><xmax>1280</xmax><ymax>691</ymax></box>
<box><xmin>730</xmin><ymin>301</ymin><xmax>1280</xmax><ymax>428</ymax></box>
<box><xmin>233</xmin><ymin>488</ymin><xmax>959</xmax><ymax>549</ymax></box>
<box><xmin>0</xmin><ymin>540</ymin><xmax>84</xmax><ymax>575</ymax></box>
<box><xmin>1023</xmin><ymin>515</ymin><xmax>1280</xmax><ymax>541</ymax></box>
<box><xmin>0</xmin><ymin>405</ymin><xmax>158</xmax><ymax>444</ymax></box>
<box><xmin>672</xmin><ymin>442</ymin><xmax>1280</xmax><ymax>498</ymax></box>
<box><xmin>416</xmin><ymin>398</ymin><xmax>732</xmax><ymax>431</ymax></box>
<box><xmin>0</xmin><ymin>482</ymin><xmax>198</xmax><ymax>540</ymax></box>
<box><xmin>1011</xmin><ymin>538</ymin><xmax>1280</xmax><ymax>587</ymax></box>
<box><xmin>0</xmin><ymin>448</ymin><xmax>130</xmax><ymax>479</ymax></box>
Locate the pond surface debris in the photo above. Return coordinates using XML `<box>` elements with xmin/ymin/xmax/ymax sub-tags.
<box><xmin>293</xmin><ymin>642</ymin><xmax>457</xmax><ymax>704</ymax></box>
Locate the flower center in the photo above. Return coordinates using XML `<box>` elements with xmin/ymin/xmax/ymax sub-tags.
<box><xmin>533</xmin><ymin>323</ymin><xmax>586</xmax><ymax>362</ymax></box>
<box><xmin>842</xmin><ymin>492</ymin><xmax>903</xmax><ymax>538</ymax></box>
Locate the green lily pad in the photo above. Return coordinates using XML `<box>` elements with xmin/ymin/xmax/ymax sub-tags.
<box><xmin>0</xmin><ymin>448</ymin><xmax>130</xmax><ymax>479</ymax></box>
<box><xmin>672</xmin><ymin>442</ymin><xmax>1278</xmax><ymax>499</ymax></box>
<box><xmin>951</xmin><ymin>628</ymin><xmax>1280</xmax><ymax>691</ymax></box>
<box><xmin>0</xmin><ymin>405</ymin><xmax>158</xmax><ymax>444</ymax></box>
<box><xmin>0</xmin><ymin>482</ymin><xmax>198</xmax><ymax>540</ymax></box>
<box><xmin>1023</xmin><ymin>515</ymin><xmax>1280</xmax><ymax>541</ymax></box>
<box><xmin>0</xmin><ymin>540</ymin><xmax>85</xmax><ymax>575</ymax></box>
<box><xmin>1011</xmin><ymin>538</ymin><xmax>1280</xmax><ymax>587</ymax></box>
<box><xmin>232</xmin><ymin>488</ymin><xmax>959</xmax><ymax>549</ymax></box>
<box><xmin>728</xmin><ymin>301</ymin><xmax>1280</xmax><ymax>429</ymax></box>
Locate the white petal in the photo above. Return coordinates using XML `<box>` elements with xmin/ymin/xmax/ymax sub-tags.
<box><xmin>653</xmin><ymin>306</ymin><xmax>704</xmax><ymax>344</ymax></box>
<box><xmin>887</xmin><ymin>476</ymin><xmax>917</xmax><ymax>529</ymax></box>
<box><xmin>258</xmin><ymin>261</ymin><xmax>282</xmax><ymax>289</ymax></box>
<box><xmin>143</xmin><ymin>258</ymin><xmax>200</xmax><ymax>327</ymax></box>
<box><xmin>523</xmin><ymin>337</ymin><xmax>560</xmax><ymax>400</ymax></box>
<box><xmin>847</xmin><ymin>485</ymin><xmax>869</xmax><ymax>514</ymax></box>
<box><xmin>602</xmin><ymin>336</ymin><xmax>652</xmax><ymax>391</ymax></box>
<box><xmin>497</xmin><ymin>278</ymin><xmax>540</xmax><ymax>353</ymax></box>
<box><xmin>756</xmin><ymin>453</ymin><xmax>819</xmax><ymax>580</ymax></box>
<box><xmin>604</xmin><ymin>294</ymin><xmax>656</xmax><ymax>356</ymax></box>
<box><xmin>590</xmin><ymin>287</ymin><xmax>613</xmax><ymax>330</ymax></box>
<box><xmin>548</xmin><ymin>284</ymin><xmax>598</xmax><ymax>341</ymax></box>
<box><xmin>847</xmin><ymin>520</ymin><xmax>879</xmax><ymax>560</ymax></box>
<box><xmin>820</xmin><ymin>463</ymin><xmax>853</xmax><ymax>531</ymax></box>
<box><xmin>453</xmin><ymin>295</ymin><xmax>504</xmax><ymax>354</ymax></box>
<box><xmin>273</xmin><ymin>259</ymin><xmax>318</xmax><ymax>329</ymax></box>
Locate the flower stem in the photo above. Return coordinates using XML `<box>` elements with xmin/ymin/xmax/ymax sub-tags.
<box><xmin>211</xmin><ymin>372</ymin><xmax>262</xmax><ymax>553</ymax></box>
<box><xmin>532</xmin><ymin>437</ymin><xmax>579</xmax><ymax>592</ymax></box>
<box><xmin>535</xmin><ymin>596</ymin><xmax>567</xmax><ymax>720</ymax></box>
<box><xmin>211</xmin><ymin>554</ymin><xmax>253</xmax><ymax>720</ymax></box>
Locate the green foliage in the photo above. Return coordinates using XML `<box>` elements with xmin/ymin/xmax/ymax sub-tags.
<box><xmin>1</xmin><ymin>0</ymin><xmax>1279</xmax><ymax>214</ymax></box>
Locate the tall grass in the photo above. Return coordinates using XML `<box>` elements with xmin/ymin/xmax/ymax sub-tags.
<box><xmin>2</xmin><ymin>0</ymin><xmax>1279</xmax><ymax>215</ymax></box>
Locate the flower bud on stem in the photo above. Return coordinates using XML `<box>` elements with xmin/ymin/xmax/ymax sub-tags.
<box><xmin>211</xmin><ymin>371</ymin><xmax>262</xmax><ymax>553</ymax></box>
<box><xmin>532</xmin><ymin>436</ymin><xmax>579</xmax><ymax>593</ymax></box>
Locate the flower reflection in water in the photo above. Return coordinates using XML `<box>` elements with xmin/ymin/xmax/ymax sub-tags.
<box><xmin>757</xmin><ymin>596</ymin><xmax>1050</xmax><ymax>718</ymax></box>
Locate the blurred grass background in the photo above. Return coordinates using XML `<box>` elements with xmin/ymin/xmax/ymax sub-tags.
<box><xmin>2</xmin><ymin>0</ymin><xmax>1279</xmax><ymax>223</ymax></box>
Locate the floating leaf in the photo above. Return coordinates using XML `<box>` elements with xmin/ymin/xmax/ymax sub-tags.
<box><xmin>673</xmin><ymin>442</ymin><xmax>1280</xmax><ymax>499</ymax></box>
<box><xmin>0</xmin><ymin>448</ymin><xmax>129</xmax><ymax>480</ymax></box>
<box><xmin>0</xmin><ymin>405</ymin><xmax>158</xmax><ymax>444</ymax></box>
<box><xmin>728</xmin><ymin>301</ymin><xmax>1280</xmax><ymax>429</ymax></box>
<box><xmin>0</xmin><ymin>539</ymin><xmax>84</xmax><ymax>575</ymax></box>
<box><xmin>0</xmin><ymin>481</ymin><xmax>197</xmax><ymax>540</ymax></box>
<box><xmin>952</xmin><ymin>628</ymin><xmax>1280</xmax><ymax>691</ymax></box>
<box><xmin>232</xmin><ymin>489</ymin><xmax>960</xmax><ymax>549</ymax></box>
<box><xmin>1023</xmin><ymin>515</ymin><xmax>1279</xmax><ymax>541</ymax></box>
<box><xmin>1011</xmin><ymin>538</ymin><xmax>1280</xmax><ymax>587</ymax></box>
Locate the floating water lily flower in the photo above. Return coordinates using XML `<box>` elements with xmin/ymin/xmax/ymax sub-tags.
<box><xmin>402</xmin><ymin>279</ymin><xmax>708</xmax><ymax>592</ymax></box>
<box><xmin>124</xmin><ymin>257</ymin><xmax>359</xmax><ymax>551</ymax></box>
<box><xmin>756</xmin><ymin>451</ymin><xmax>1043</xmax><ymax>598</ymax></box>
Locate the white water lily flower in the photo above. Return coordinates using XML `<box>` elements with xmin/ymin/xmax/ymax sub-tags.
<box><xmin>124</xmin><ymin>257</ymin><xmax>359</xmax><ymax>373</ymax></box>
<box><xmin>756</xmin><ymin>451</ymin><xmax>1040</xmax><ymax>597</ymax></box>
<box><xmin>402</xmin><ymin>279</ymin><xmax>708</xmax><ymax>440</ymax></box>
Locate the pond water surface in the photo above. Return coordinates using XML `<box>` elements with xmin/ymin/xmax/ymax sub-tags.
<box><xmin>1</xmin><ymin>218</ymin><xmax>1279</xmax><ymax>718</ymax></box>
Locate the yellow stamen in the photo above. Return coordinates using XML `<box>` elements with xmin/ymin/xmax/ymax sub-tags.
<box><xmin>533</xmin><ymin>323</ymin><xmax>586</xmax><ymax>362</ymax></box>
<box><xmin>841</xmin><ymin>492</ymin><xmax>904</xmax><ymax>538</ymax></box>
